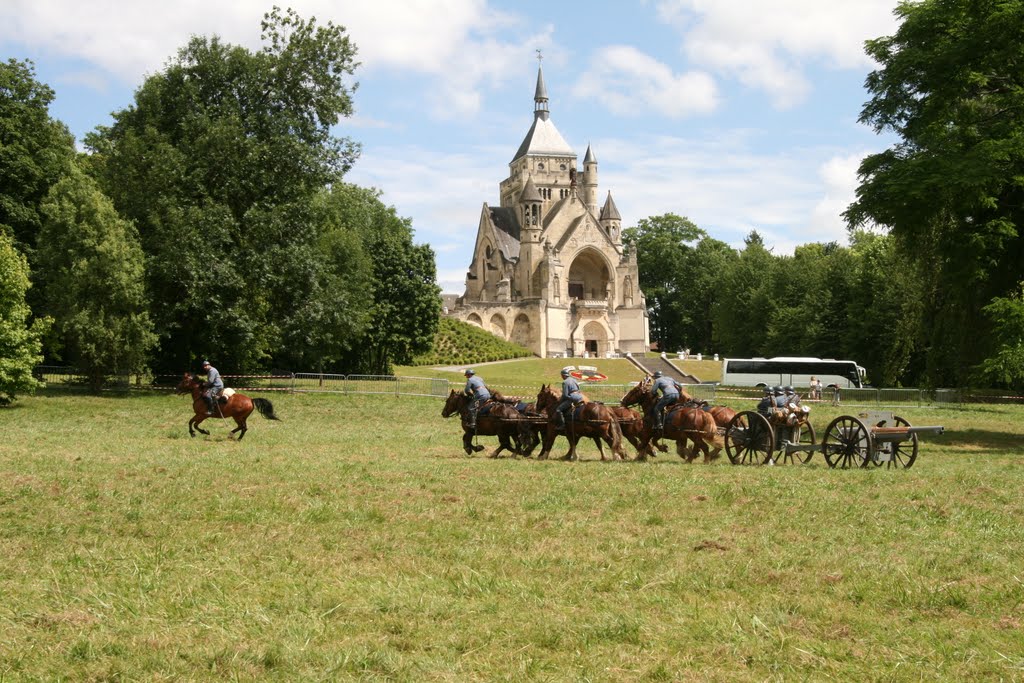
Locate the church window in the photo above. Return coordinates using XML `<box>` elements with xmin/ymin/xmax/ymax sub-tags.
<box><xmin>569</xmin><ymin>283</ymin><xmax>584</xmax><ymax>299</ymax></box>
<box><xmin>560</xmin><ymin>164</ymin><xmax>566</xmax><ymax>170</ymax></box>
<box><xmin>537</xmin><ymin>162</ymin><xmax>545</xmax><ymax>170</ymax></box>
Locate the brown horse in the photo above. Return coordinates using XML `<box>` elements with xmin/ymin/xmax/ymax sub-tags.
<box><xmin>441</xmin><ymin>390</ymin><xmax>535</xmax><ymax>457</ymax></box>
<box><xmin>620</xmin><ymin>378</ymin><xmax>723</xmax><ymax>462</ymax></box>
<box><xmin>534</xmin><ymin>384</ymin><xmax>626</xmax><ymax>461</ymax></box>
<box><xmin>175</xmin><ymin>373</ymin><xmax>280</xmax><ymax>440</ymax></box>
<box><xmin>707</xmin><ymin>405</ymin><xmax>737</xmax><ymax>430</ymax></box>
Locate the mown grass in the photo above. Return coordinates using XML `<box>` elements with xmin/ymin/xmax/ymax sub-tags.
<box><xmin>1</xmin><ymin>392</ymin><xmax>1023</xmax><ymax>681</ymax></box>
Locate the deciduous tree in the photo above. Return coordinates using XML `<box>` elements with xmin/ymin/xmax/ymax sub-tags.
<box><xmin>0</xmin><ymin>230</ymin><xmax>48</xmax><ymax>404</ymax></box>
<box><xmin>85</xmin><ymin>7</ymin><xmax>361</xmax><ymax>370</ymax></box>
<box><xmin>37</xmin><ymin>168</ymin><xmax>156</xmax><ymax>391</ymax></box>
<box><xmin>0</xmin><ymin>58</ymin><xmax>75</xmax><ymax>257</ymax></box>
<box><xmin>846</xmin><ymin>0</ymin><xmax>1024</xmax><ymax>386</ymax></box>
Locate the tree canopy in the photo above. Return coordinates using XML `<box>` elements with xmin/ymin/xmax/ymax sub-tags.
<box><xmin>37</xmin><ymin>168</ymin><xmax>157</xmax><ymax>389</ymax></box>
<box><xmin>83</xmin><ymin>7</ymin><xmax>385</xmax><ymax>372</ymax></box>
<box><xmin>0</xmin><ymin>58</ymin><xmax>76</xmax><ymax>257</ymax></box>
<box><xmin>0</xmin><ymin>231</ymin><xmax>48</xmax><ymax>404</ymax></box>
<box><xmin>845</xmin><ymin>0</ymin><xmax>1024</xmax><ymax>386</ymax></box>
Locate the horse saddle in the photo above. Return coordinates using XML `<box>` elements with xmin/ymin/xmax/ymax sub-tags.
<box><xmin>218</xmin><ymin>388</ymin><xmax>235</xmax><ymax>404</ymax></box>
<box><xmin>478</xmin><ymin>401</ymin><xmax>497</xmax><ymax>417</ymax></box>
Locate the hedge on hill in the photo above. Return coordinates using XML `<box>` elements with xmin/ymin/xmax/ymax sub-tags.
<box><xmin>409</xmin><ymin>318</ymin><xmax>534</xmax><ymax>366</ymax></box>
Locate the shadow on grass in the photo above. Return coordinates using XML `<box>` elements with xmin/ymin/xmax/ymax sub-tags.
<box><xmin>931</xmin><ymin>428</ymin><xmax>1024</xmax><ymax>452</ymax></box>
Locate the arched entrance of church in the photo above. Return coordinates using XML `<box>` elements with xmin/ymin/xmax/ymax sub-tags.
<box><xmin>581</xmin><ymin>320</ymin><xmax>611</xmax><ymax>357</ymax></box>
<box><xmin>567</xmin><ymin>249</ymin><xmax>612</xmax><ymax>301</ymax></box>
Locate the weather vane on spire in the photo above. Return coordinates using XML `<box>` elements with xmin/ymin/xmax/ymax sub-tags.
<box><xmin>536</xmin><ymin>49</ymin><xmax>543</xmax><ymax>64</ymax></box>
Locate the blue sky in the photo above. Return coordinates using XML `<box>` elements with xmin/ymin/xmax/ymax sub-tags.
<box><xmin>1</xmin><ymin>0</ymin><xmax>901</xmax><ymax>293</ymax></box>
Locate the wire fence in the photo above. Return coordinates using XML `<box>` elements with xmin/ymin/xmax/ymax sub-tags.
<box><xmin>29</xmin><ymin>365</ymin><xmax>1006</xmax><ymax>407</ymax></box>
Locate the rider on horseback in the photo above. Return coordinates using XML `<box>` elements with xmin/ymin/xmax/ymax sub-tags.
<box><xmin>201</xmin><ymin>359</ymin><xmax>224</xmax><ymax>416</ymax></box>
<box><xmin>554</xmin><ymin>368</ymin><xmax>583</xmax><ymax>430</ymax></box>
<box><xmin>649</xmin><ymin>370</ymin><xmax>682</xmax><ymax>432</ymax></box>
<box><xmin>463</xmin><ymin>368</ymin><xmax>490</xmax><ymax>429</ymax></box>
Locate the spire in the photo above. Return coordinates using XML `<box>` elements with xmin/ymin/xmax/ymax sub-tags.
<box><xmin>520</xmin><ymin>175</ymin><xmax>542</xmax><ymax>203</ymax></box>
<box><xmin>583</xmin><ymin>143</ymin><xmax>596</xmax><ymax>164</ymax></box>
<box><xmin>534</xmin><ymin>66</ymin><xmax>549</xmax><ymax>121</ymax></box>
<box><xmin>599</xmin><ymin>191</ymin><xmax>621</xmax><ymax>221</ymax></box>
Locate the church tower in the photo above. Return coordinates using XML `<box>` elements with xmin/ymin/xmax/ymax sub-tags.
<box><xmin>454</xmin><ymin>63</ymin><xmax>649</xmax><ymax>358</ymax></box>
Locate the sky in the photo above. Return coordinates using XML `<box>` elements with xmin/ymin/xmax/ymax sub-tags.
<box><xmin>1</xmin><ymin>0</ymin><xmax>903</xmax><ymax>293</ymax></box>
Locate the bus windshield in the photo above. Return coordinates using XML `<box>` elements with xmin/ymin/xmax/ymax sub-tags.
<box><xmin>721</xmin><ymin>357</ymin><xmax>864</xmax><ymax>389</ymax></box>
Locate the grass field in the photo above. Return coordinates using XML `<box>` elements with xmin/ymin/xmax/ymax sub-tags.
<box><xmin>2</xmin><ymin>391</ymin><xmax>1023</xmax><ymax>681</ymax></box>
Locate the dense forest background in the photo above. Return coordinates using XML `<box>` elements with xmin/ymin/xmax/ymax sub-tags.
<box><xmin>2</xmin><ymin>1</ymin><xmax>1023</xmax><ymax>403</ymax></box>
<box><xmin>627</xmin><ymin>0</ymin><xmax>1024</xmax><ymax>390</ymax></box>
<box><xmin>0</xmin><ymin>9</ymin><xmax>439</xmax><ymax>401</ymax></box>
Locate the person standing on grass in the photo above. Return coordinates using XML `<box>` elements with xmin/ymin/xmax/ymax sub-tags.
<box><xmin>201</xmin><ymin>359</ymin><xmax>223</xmax><ymax>416</ymax></box>
<box><xmin>463</xmin><ymin>368</ymin><xmax>490</xmax><ymax>429</ymax></box>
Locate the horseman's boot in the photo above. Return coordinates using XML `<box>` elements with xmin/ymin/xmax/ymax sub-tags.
<box><xmin>467</xmin><ymin>407</ymin><xmax>477</xmax><ymax>430</ymax></box>
<box><xmin>554</xmin><ymin>411</ymin><xmax>565</xmax><ymax>431</ymax></box>
<box><xmin>205</xmin><ymin>396</ymin><xmax>215</xmax><ymax>416</ymax></box>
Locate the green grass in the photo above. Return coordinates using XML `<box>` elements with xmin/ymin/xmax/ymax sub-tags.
<box><xmin>1</xmin><ymin>392</ymin><xmax>1023</xmax><ymax>681</ymax></box>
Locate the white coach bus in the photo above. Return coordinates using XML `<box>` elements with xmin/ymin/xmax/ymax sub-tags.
<box><xmin>721</xmin><ymin>357</ymin><xmax>866</xmax><ymax>389</ymax></box>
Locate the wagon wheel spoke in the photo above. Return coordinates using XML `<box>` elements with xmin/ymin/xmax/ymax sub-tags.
<box><xmin>796</xmin><ymin>422</ymin><xmax>816</xmax><ymax>464</ymax></box>
<box><xmin>823</xmin><ymin>416</ymin><xmax>871</xmax><ymax>469</ymax></box>
<box><xmin>889</xmin><ymin>415</ymin><xmax>919</xmax><ymax>469</ymax></box>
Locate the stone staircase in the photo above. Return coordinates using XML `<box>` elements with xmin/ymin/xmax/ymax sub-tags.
<box><xmin>628</xmin><ymin>355</ymin><xmax>701</xmax><ymax>384</ymax></box>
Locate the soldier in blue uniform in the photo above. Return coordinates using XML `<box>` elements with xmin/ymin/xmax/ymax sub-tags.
<box><xmin>201</xmin><ymin>359</ymin><xmax>224</xmax><ymax>416</ymax></box>
<box><xmin>554</xmin><ymin>368</ymin><xmax>584</xmax><ymax>430</ymax></box>
<box><xmin>463</xmin><ymin>368</ymin><xmax>490</xmax><ymax>429</ymax></box>
<box><xmin>773</xmin><ymin>385</ymin><xmax>787</xmax><ymax>409</ymax></box>
<box><xmin>649</xmin><ymin>370</ymin><xmax>682</xmax><ymax>432</ymax></box>
<box><xmin>756</xmin><ymin>385</ymin><xmax>774</xmax><ymax>417</ymax></box>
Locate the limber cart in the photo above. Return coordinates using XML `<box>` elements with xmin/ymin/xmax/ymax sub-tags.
<box><xmin>724</xmin><ymin>409</ymin><xmax>944</xmax><ymax>469</ymax></box>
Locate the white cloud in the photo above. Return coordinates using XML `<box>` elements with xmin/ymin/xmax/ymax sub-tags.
<box><xmin>656</xmin><ymin>0</ymin><xmax>900</xmax><ymax>107</ymax></box>
<box><xmin>582</xmin><ymin>134</ymin><xmax>884</xmax><ymax>255</ymax></box>
<box><xmin>807</xmin><ymin>152</ymin><xmax>866</xmax><ymax>243</ymax></box>
<box><xmin>573</xmin><ymin>45</ymin><xmax>718</xmax><ymax>118</ymax></box>
<box><xmin>0</xmin><ymin>0</ymin><xmax>540</xmax><ymax>119</ymax></box>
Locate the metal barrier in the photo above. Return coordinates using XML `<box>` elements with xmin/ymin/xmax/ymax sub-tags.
<box><xmin>28</xmin><ymin>365</ymin><xmax>974</xmax><ymax>406</ymax></box>
<box><xmin>292</xmin><ymin>374</ymin><xmax>451</xmax><ymax>398</ymax></box>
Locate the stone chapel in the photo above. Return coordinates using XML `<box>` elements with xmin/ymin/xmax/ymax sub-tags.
<box><xmin>449</xmin><ymin>66</ymin><xmax>649</xmax><ymax>358</ymax></box>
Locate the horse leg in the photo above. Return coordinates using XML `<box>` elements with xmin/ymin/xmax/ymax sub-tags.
<box><xmin>188</xmin><ymin>416</ymin><xmax>197</xmax><ymax>438</ymax></box>
<box><xmin>592</xmin><ymin>437</ymin><xmax>606</xmax><ymax>461</ymax></box>
<box><xmin>462</xmin><ymin>430</ymin><xmax>476</xmax><ymax>456</ymax></box>
<box><xmin>493</xmin><ymin>433</ymin><xmax>513</xmax><ymax>458</ymax></box>
<box><xmin>561</xmin><ymin>433</ymin><xmax>578</xmax><ymax>461</ymax></box>
<box><xmin>193</xmin><ymin>415</ymin><xmax>210</xmax><ymax>436</ymax></box>
<box><xmin>601</xmin><ymin>431</ymin><xmax>620</xmax><ymax>461</ymax></box>
<box><xmin>538</xmin><ymin>426</ymin><xmax>558</xmax><ymax>460</ymax></box>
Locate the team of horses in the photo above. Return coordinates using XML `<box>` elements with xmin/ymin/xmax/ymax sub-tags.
<box><xmin>442</xmin><ymin>375</ymin><xmax>730</xmax><ymax>462</ymax></box>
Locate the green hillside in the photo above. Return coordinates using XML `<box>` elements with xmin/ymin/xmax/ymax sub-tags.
<box><xmin>408</xmin><ymin>318</ymin><xmax>534</xmax><ymax>366</ymax></box>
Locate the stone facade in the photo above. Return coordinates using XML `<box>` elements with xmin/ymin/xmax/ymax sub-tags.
<box><xmin>449</xmin><ymin>67</ymin><xmax>649</xmax><ymax>358</ymax></box>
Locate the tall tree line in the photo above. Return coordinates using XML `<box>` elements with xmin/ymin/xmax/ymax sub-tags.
<box><xmin>0</xmin><ymin>8</ymin><xmax>438</xmax><ymax>401</ymax></box>
<box><xmin>627</xmin><ymin>0</ymin><xmax>1024</xmax><ymax>390</ymax></box>
<box><xmin>624</xmin><ymin>222</ymin><xmax>927</xmax><ymax>387</ymax></box>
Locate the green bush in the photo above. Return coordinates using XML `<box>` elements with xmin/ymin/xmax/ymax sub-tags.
<box><xmin>409</xmin><ymin>318</ymin><xmax>534</xmax><ymax>366</ymax></box>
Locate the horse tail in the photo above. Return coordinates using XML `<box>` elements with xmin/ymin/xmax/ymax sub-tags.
<box><xmin>252</xmin><ymin>398</ymin><xmax>281</xmax><ymax>421</ymax></box>
<box><xmin>705</xmin><ymin>414</ymin><xmax>724</xmax><ymax>450</ymax></box>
